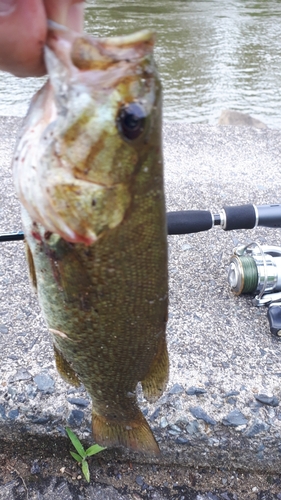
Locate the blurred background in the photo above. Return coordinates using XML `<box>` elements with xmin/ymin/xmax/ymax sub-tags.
<box><xmin>1</xmin><ymin>0</ymin><xmax>281</xmax><ymax>127</ymax></box>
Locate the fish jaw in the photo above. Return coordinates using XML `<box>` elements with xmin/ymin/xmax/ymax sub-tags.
<box><xmin>13</xmin><ymin>28</ymin><xmax>160</xmax><ymax>245</ymax></box>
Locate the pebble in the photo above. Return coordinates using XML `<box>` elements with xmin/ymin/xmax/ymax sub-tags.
<box><xmin>175</xmin><ymin>436</ymin><xmax>190</xmax><ymax>445</ymax></box>
<box><xmin>226</xmin><ymin>397</ymin><xmax>237</xmax><ymax>405</ymax></box>
<box><xmin>0</xmin><ymin>325</ymin><xmax>8</xmax><ymax>334</ymax></box>
<box><xmin>67</xmin><ymin>397</ymin><xmax>90</xmax><ymax>408</ymax></box>
<box><xmin>169</xmin><ymin>424</ymin><xmax>182</xmax><ymax>433</ymax></box>
<box><xmin>168</xmin><ymin>383</ymin><xmax>184</xmax><ymax>395</ymax></box>
<box><xmin>9</xmin><ymin>367</ymin><xmax>32</xmax><ymax>382</ymax></box>
<box><xmin>0</xmin><ymin>404</ymin><xmax>6</xmax><ymax>420</ymax></box>
<box><xmin>244</xmin><ymin>420</ymin><xmax>269</xmax><ymax>437</ymax></box>
<box><xmin>33</xmin><ymin>373</ymin><xmax>55</xmax><ymax>393</ymax></box>
<box><xmin>8</xmin><ymin>409</ymin><xmax>19</xmax><ymax>420</ymax></box>
<box><xmin>135</xmin><ymin>475</ymin><xmax>144</xmax><ymax>486</ymax></box>
<box><xmin>189</xmin><ymin>406</ymin><xmax>217</xmax><ymax>425</ymax></box>
<box><xmin>222</xmin><ymin>409</ymin><xmax>248</xmax><ymax>427</ymax></box>
<box><xmin>186</xmin><ymin>420</ymin><xmax>200</xmax><ymax>435</ymax></box>
<box><xmin>67</xmin><ymin>409</ymin><xmax>84</xmax><ymax>427</ymax></box>
<box><xmin>160</xmin><ymin>416</ymin><xmax>168</xmax><ymax>428</ymax></box>
<box><xmin>30</xmin><ymin>460</ymin><xmax>41</xmax><ymax>475</ymax></box>
<box><xmin>224</xmin><ymin>390</ymin><xmax>240</xmax><ymax>397</ymax></box>
<box><xmin>150</xmin><ymin>407</ymin><xmax>160</xmax><ymax>420</ymax></box>
<box><xmin>255</xmin><ymin>394</ymin><xmax>279</xmax><ymax>407</ymax></box>
<box><xmin>25</xmin><ymin>384</ymin><xmax>38</xmax><ymax>399</ymax></box>
<box><xmin>27</xmin><ymin>415</ymin><xmax>50</xmax><ymax>425</ymax></box>
<box><xmin>186</xmin><ymin>386</ymin><xmax>206</xmax><ymax>396</ymax></box>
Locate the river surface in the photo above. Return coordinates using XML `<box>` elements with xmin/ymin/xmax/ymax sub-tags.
<box><xmin>1</xmin><ymin>1</ymin><xmax>281</xmax><ymax>127</ymax></box>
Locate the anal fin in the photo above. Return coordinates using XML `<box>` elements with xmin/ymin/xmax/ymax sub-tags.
<box><xmin>54</xmin><ymin>345</ymin><xmax>80</xmax><ymax>388</ymax></box>
<box><xmin>141</xmin><ymin>335</ymin><xmax>169</xmax><ymax>403</ymax></box>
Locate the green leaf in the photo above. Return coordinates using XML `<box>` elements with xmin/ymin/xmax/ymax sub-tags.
<box><xmin>82</xmin><ymin>460</ymin><xmax>90</xmax><ymax>482</ymax></box>
<box><xmin>70</xmin><ymin>451</ymin><xmax>83</xmax><ymax>463</ymax></box>
<box><xmin>65</xmin><ymin>427</ymin><xmax>86</xmax><ymax>458</ymax></box>
<box><xmin>85</xmin><ymin>444</ymin><xmax>107</xmax><ymax>457</ymax></box>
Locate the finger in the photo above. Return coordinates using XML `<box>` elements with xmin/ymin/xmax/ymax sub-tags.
<box><xmin>0</xmin><ymin>0</ymin><xmax>47</xmax><ymax>77</ymax></box>
<box><xmin>44</xmin><ymin>0</ymin><xmax>84</xmax><ymax>32</ymax></box>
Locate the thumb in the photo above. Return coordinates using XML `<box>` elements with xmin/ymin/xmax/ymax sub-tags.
<box><xmin>0</xmin><ymin>0</ymin><xmax>47</xmax><ymax>77</ymax></box>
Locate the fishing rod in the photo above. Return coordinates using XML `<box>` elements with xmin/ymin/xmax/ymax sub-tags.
<box><xmin>2</xmin><ymin>202</ymin><xmax>281</xmax><ymax>336</ymax></box>
<box><xmin>1</xmin><ymin>203</ymin><xmax>281</xmax><ymax>242</ymax></box>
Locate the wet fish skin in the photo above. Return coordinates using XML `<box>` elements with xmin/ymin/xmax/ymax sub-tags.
<box><xmin>13</xmin><ymin>28</ymin><xmax>168</xmax><ymax>455</ymax></box>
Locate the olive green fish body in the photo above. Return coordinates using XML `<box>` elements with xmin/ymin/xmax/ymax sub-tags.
<box><xmin>14</xmin><ymin>27</ymin><xmax>168</xmax><ymax>454</ymax></box>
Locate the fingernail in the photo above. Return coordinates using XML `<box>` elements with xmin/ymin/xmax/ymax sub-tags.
<box><xmin>0</xmin><ymin>0</ymin><xmax>16</xmax><ymax>16</ymax></box>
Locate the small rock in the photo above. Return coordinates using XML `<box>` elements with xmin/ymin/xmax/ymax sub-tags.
<box><xmin>186</xmin><ymin>386</ymin><xmax>206</xmax><ymax>396</ymax></box>
<box><xmin>0</xmin><ymin>325</ymin><xmax>8</xmax><ymax>334</ymax></box>
<box><xmin>255</xmin><ymin>394</ymin><xmax>279</xmax><ymax>407</ymax></box>
<box><xmin>226</xmin><ymin>397</ymin><xmax>237</xmax><ymax>405</ymax></box>
<box><xmin>150</xmin><ymin>407</ymin><xmax>160</xmax><ymax>420</ymax></box>
<box><xmin>186</xmin><ymin>420</ymin><xmax>200</xmax><ymax>435</ymax></box>
<box><xmin>27</xmin><ymin>415</ymin><xmax>50</xmax><ymax>425</ymax></box>
<box><xmin>181</xmin><ymin>244</ymin><xmax>191</xmax><ymax>251</ymax></box>
<box><xmin>17</xmin><ymin>393</ymin><xmax>26</xmax><ymax>403</ymax></box>
<box><xmin>244</xmin><ymin>420</ymin><xmax>269</xmax><ymax>437</ymax></box>
<box><xmin>160</xmin><ymin>416</ymin><xmax>168</xmax><ymax>428</ymax></box>
<box><xmin>135</xmin><ymin>475</ymin><xmax>144</xmax><ymax>486</ymax></box>
<box><xmin>31</xmin><ymin>460</ymin><xmax>40</xmax><ymax>475</ymax></box>
<box><xmin>222</xmin><ymin>409</ymin><xmax>248</xmax><ymax>427</ymax></box>
<box><xmin>169</xmin><ymin>383</ymin><xmax>184</xmax><ymax>395</ymax></box>
<box><xmin>33</xmin><ymin>373</ymin><xmax>54</xmax><ymax>393</ymax></box>
<box><xmin>9</xmin><ymin>367</ymin><xmax>32</xmax><ymax>382</ymax></box>
<box><xmin>25</xmin><ymin>384</ymin><xmax>38</xmax><ymax>399</ymax></box>
<box><xmin>0</xmin><ymin>404</ymin><xmax>6</xmax><ymax>420</ymax></box>
<box><xmin>175</xmin><ymin>436</ymin><xmax>190</xmax><ymax>445</ymax></box>
<box><xmin>169</xmin><ymin>424</ymin><xmax>181</xmax><ymax>433</ymax></box>
<box><xmin>218</xmin><ymin>109</ymin><xmax>267</xmax><ymax>129</ymax></box>
<box><xmin>189</xmin><ymin>406</ymin><xmax>217</xmax><ymax>425</ymax></box>
<box><xmin>224</xmin><ymin>391</ymin><xmax>240</xmax><ymax>398</ymax></box>
<box><xmin>8</xmin><ymin>409</ymin><xmax>19</xmax><ymax>420</ymax></box>
<box><xmin>67</xmin><ymin>397</ymin><xmax>90</xmax><ymax>407</ymax></box>
<box><xmin>67</xmin><ymin>409</ymin><xmax>84</xmax><ymax>427</ymax></box>
<box><xmin>221</xmin><ymin>494</ymin><xmax>231</xmax><ymax>500</ymax></box>
<box><xmin>205</xmin><ymin>493</ymin><xmax>219</xmax><ymax>500</ymax></box>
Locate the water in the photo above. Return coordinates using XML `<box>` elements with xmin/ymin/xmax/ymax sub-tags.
<box><xmin>1</xmin><ymin>0</ymin><xmax>281</xmax><ymax>127</ymax></box>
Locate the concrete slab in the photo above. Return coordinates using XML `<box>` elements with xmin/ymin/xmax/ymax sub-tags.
<box><xmin>1</xmin><ymin>116</ymin><xmax>281</xmax><ymax>477</ymax></box>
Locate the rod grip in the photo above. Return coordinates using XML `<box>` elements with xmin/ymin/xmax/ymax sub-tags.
<box><xmin>222</xmin><ymin>204</ymin><xmax>256</xmax><ymax>230</ymax></box>
<box><xmin>167</xmin><ymin>210</ymin><xmax>213</xmax><ymax>235</ymax></box>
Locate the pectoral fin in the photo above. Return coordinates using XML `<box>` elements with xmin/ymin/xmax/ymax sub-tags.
<box><xmin>25</xmin><ymin>241</ymin><xmax>37</xmax><ymax>292</ymax></box>
<box><xmin>141</xmin><ymin>335</ymin><xmax>169</xmax><ymax>403</ymax></box>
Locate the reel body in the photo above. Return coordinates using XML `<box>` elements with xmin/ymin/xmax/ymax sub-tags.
<box><xmin>228</xmin><ymin>243</ymin><xmax>281</xmax><ymax>336</ymax></box>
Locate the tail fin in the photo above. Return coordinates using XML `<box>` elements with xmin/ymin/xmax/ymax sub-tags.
<box><xmin>92</xmin><ymin>409</ymin><xmax>160</xmax><ymax>456</ymax></box>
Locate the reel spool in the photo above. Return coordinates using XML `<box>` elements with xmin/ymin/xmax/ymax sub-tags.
<box><xmin>228</xmin><ymin>243</ymin><xmax>281</xmax><ymax>336</ymax></box>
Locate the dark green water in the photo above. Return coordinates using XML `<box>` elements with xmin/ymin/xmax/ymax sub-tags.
<box><xmin>1</xmin><ymin>0</ymin><xmax>281</xmax><ymax>126</ymax></box>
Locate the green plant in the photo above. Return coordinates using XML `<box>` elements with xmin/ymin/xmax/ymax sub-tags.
<box><xmin>65</xmin><ymin>427</ymin><xmax>106</xmax><ymax>482</ymax></box>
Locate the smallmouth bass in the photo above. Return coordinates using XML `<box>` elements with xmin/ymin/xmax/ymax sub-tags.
<box><xmin>13</xmin><ymin>26</ymin><xmax>168</xmax><ymax>455</ymax></box>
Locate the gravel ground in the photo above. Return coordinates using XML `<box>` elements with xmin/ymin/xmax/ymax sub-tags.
<box><xmin>1</xmin><ymin>116</ymin><xmax>281</xmax><ymax>497</ymax></box>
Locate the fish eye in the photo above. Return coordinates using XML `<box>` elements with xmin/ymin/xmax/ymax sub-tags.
<box><xmin>117</xmin><ymin>102</ymin><xmax>146</xmax><ymax>141</ymax></box>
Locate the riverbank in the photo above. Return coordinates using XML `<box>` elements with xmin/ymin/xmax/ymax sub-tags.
<box><xmin>1</xmin><ymin>117</ymin><xmax>281</xmax><ymax>498</ymax></box>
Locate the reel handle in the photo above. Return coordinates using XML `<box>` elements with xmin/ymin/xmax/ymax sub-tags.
<box><xmin>267</xmin><ymin>305</ymin><xmax>281</xmax><ymax>337</ymax></box>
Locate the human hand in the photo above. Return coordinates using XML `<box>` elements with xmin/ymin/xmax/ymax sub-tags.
<box><xmin>0</xmin><ymin>0</ymin><xmax>84</xmax><ymax>77</ymax></box>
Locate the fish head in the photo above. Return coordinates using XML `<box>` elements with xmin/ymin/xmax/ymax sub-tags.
<box><xmin>13</xmin><ymin>28</ymin><xmax>162</xmax><ymax>245</ymax></box>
